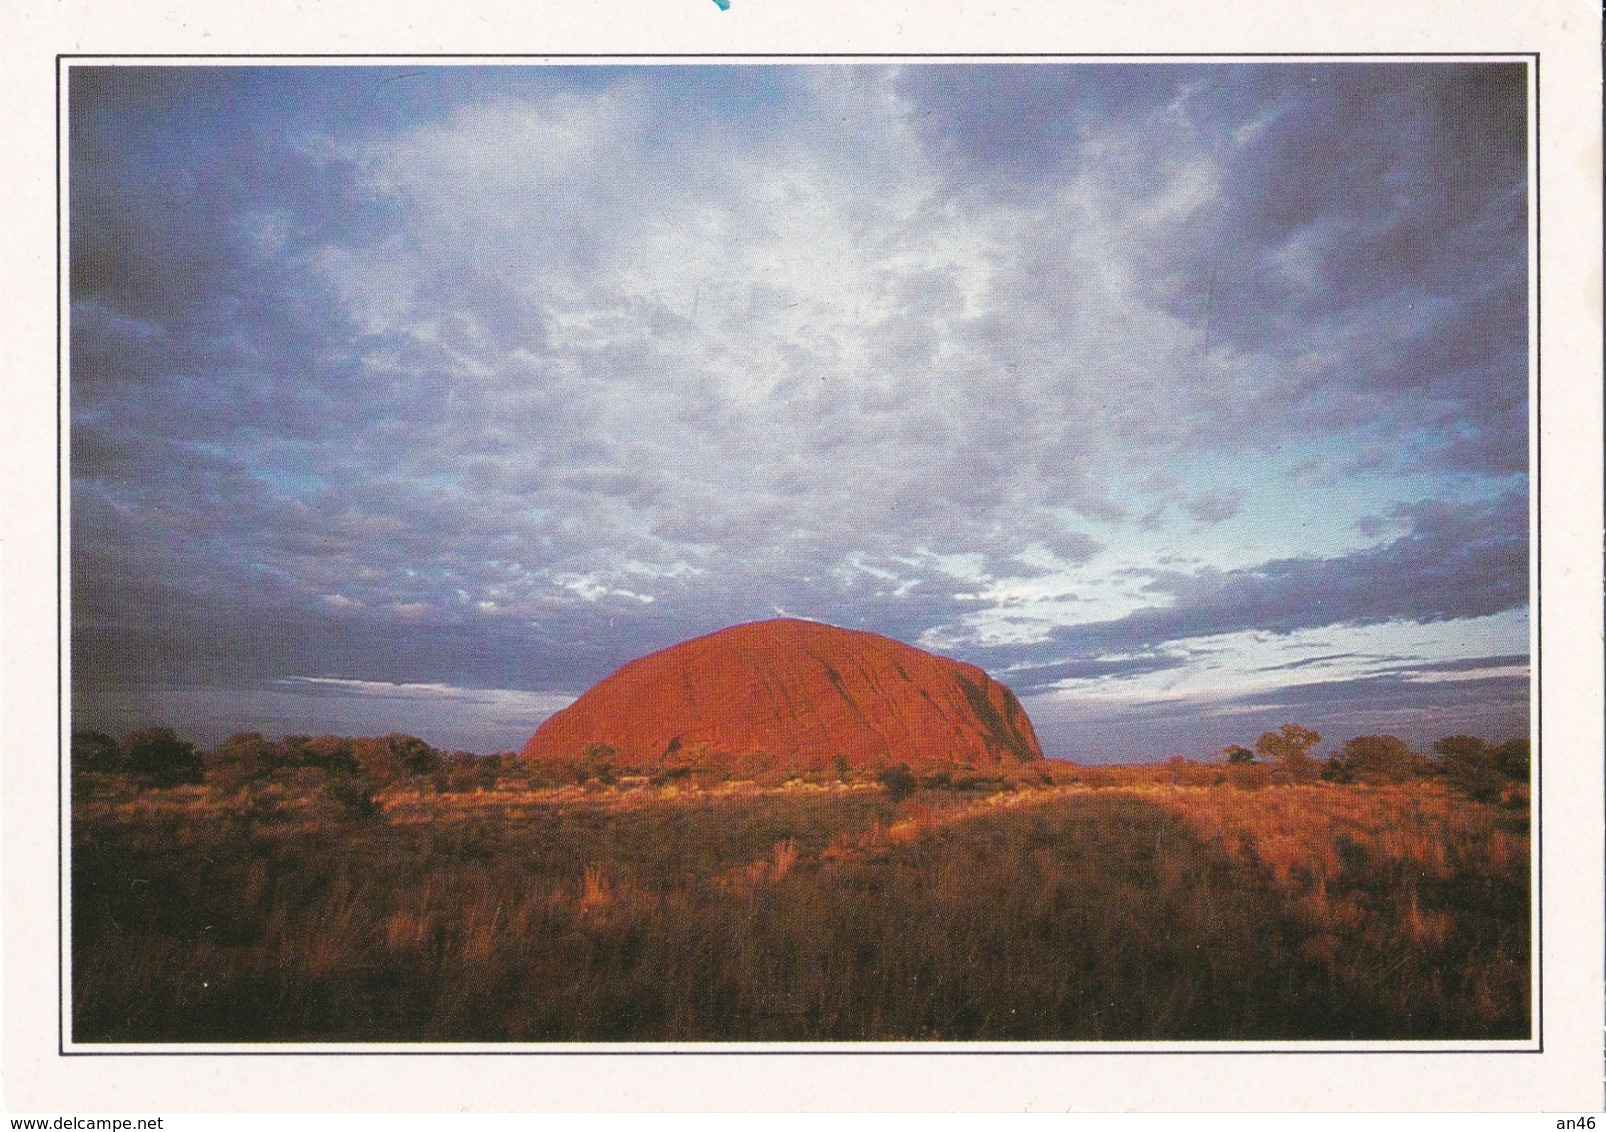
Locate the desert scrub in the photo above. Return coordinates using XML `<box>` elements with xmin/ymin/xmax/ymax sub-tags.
<box><xmin>71</xmin><ymin>775</ymin><xmax>1527</xmax><ymax>1042</ymax></box>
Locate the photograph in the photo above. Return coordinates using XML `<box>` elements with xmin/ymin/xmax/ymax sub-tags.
<box><xmin>63</xmin><ymin>59</ymin><xmax>1538</xmax><ymax>1048</ymax></box>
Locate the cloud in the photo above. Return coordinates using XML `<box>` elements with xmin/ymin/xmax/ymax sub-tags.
<box><xmin>1399</xmin><ymin>653</ymin><xmax>1529</xmax><ymax>674</ymax></box>
<box><xmin>1183</xmin><ymin>489</ymin><xmax>1243</xmax><ymax>524</ymax></box>
<box><xmin>1006</xmin><ymin>653</ymin><xmax>1191</xmax><ymax>686</ymax></box>
<box><xmin>274</xmin><ymin>676</ymin><xmax>574</xmax><ymax>712</ymax></box>
<box><xmin>1023</xmin><ymin>665</ymin><xmax>1528</xmax><ymax>764</ymax></box>
<box><xmin>1036</xmin><ymin>491</ymin><xmax>1527</xmax><ymax>657</ymax></box>
<box><xmin>1210</xmin><ymin>669</ymin><xmax>1531</xmax><ymax>717</ymax></box>
<box><xmin>895</xmin><ymin>64</ymin><xmax>1529</xmax><ymax>481</ymax></box>
<box><xmin>68</xmin><ymin>64</ymin><xmax>1531</xmax><ymax>757</ymax></box>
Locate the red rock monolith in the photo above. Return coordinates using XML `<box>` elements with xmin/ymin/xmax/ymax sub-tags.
<box><xmin>521</xmin><ymin>617</ymin><xmax>1043</xmax><ymax>772</ymax></box>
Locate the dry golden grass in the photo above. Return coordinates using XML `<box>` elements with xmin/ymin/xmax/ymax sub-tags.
<box><xmin>71</xmin><ymin>768</ymin><xmax>1529</xmax><ymax>1043</ymax></box>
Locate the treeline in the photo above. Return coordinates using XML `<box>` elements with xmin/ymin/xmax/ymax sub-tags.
<box><xmin>70</xmin><ymin>722</ymin><xmax>1532</xmax><ymax>807</ymax></box>
<box><xmin>70</xmin><ymin>728</ymin><xmax>510</xmax><ymax>810</ymax></box>
<box><xmin>70</xmin><ymin>728</ymin><xmax>1060</xmax><ymax>798</ymax></box>
<box><xmin>1205</xmin><ymin>724</ymin><xmax>1529</xmax><ymax>800</ymax></box>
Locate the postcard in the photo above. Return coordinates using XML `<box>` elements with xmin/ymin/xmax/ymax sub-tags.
<box><xmin>3</xmin><ymin>0</ymin><xmax>1601</xmax><ymax>1114</ymax></box>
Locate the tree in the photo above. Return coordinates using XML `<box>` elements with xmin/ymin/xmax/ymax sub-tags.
<box><xmin>1254</xmin><ymin>724</ymin><xmax>1322</xmax><ymax>782</ymax></box>
<box><xmin>1325</xmin><ymin>734</ymin><xmax>1428</xmax><ymax>785</ymax></box>
<box><xmin>298</xmin><ymin>735</ymin><xmax>358</xmax><ymax>773</ymax></box>
<box><xmin>385</xmin><ymin>734</ymin><xmax>443</xmax><ymax>776</ymax></box>
<box><xmin>1493</xmin><ymin>737</ymin><xmax>1530</xmax><ymax>781</ymax></box>
<box><xmin>1166</xmin><ymin>755</ymin><xmax>1218</xmax><ymax>787</ymax></box>
<box><xmin>1434</xmin><ymin>735</ymin><xmax>1503</xmax><ymax>801</ymax></box>
<box><xmin>1223</xmin><ymin>745</ymin><xmax>1256</xmax><ymax>765</ymax></box>
<box><xmin>120</xmin><ymin>727</ymin><xmax>203</xmax><ymax>787</ymax></box>
<box><xmin>348</xmin><ymin>736</ymin><xmax>406</xmax><ymax>784</ymax></box>
<box><xmin>213</xmin><ymin>732</ymin><xmax>279</xmax><ymax>776</ymax></box>
<box><xmin>581</xmin><ymin>742</ymin><xmax>617</xmax><ymax>784</ymax></box>
<box><xmin>1254</xmin><ymin>723</ymin><xmax>1321</xmax><ymax>763</ymax></box>
<box><xmin>72</xmin><ymin>730</ymin><xmax>122</xmax><ymax>773</ymax></box>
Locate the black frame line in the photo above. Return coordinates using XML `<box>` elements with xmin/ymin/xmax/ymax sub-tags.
<box><xmin>1531</xmin><ymin>48</ymin><xmax>1543</xmax><ymax>1058</ymax></box>
<box><xmin>54</xmin><ymin>49</ymin><xmax>1546</xmax><ymax>1058</ymax></box>
<box><xmin>55</xmin><ymin>51</ymin><xmax>66</xmax><ymax>1061</ymax></box>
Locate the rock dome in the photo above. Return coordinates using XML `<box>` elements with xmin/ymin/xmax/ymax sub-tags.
<box><xmin>521</xmin><ymin>617</ymin><xmax>1043</xmax><ymax>772</ymax></box>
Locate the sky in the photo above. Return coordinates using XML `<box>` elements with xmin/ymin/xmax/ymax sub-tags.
<box><xmin>68</xmin><ymin>62</ymin><xmax>1532</xmax><ymax>762</ymax></box>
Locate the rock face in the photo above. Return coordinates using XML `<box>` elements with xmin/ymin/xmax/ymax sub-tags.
<box><xmin>521</xmin><ymin>618</ymin><xmax>1043</xmax><ymax>771</ymax></box>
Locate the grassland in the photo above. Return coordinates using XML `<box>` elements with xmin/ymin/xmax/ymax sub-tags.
<box><xmin>71</xmin><ymin>752</ymin><xmax>1530</xmax><ymax>1043</ymax></box>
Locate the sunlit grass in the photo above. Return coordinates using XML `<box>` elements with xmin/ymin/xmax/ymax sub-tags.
<box><xmin>72</xmin><ymin>769</ymin><xmax>1528</xmax><ymax>1043</ymax></box>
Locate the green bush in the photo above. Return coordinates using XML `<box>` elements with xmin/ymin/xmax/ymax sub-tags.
<box><xmin>121</xmin><ymin>728</ymin><xmax>203</xmax><ymax>787</ymax></box>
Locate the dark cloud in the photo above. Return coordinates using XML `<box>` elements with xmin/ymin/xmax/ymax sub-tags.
<box><xmin>1045</xmin><ymin>491</ymin><xmax>1528</xmax><ymax>656</ymax></box>
<box><xmin>895</xmin><ymin>64</ymin><xmax>1205</xmax><ymax>193</ymax></box>
<box><xmin>1006</xmin><ymin>653</ymin><xmax>1190</xmax><ymax>693</ymax></box>
<box><xmin>1393</xmin><ymin>654</ymin><xmax>1529</xmax><ymax>675</ymax></box>
<box><xmin>68</xmin><ymin>63</ymin><xmax>1531</xmax><ymax>757</ymax></box>
<box><xmin>1218</xmin><ymin>669</ymin><xmax>1530</xmax><ymax>717</ymax></box>
<box><xmin>1254</xmin><ymin>652</ymin><xmax>1394</xmax><ymax>673</ymax></box>
<box><xmin>1026</xmin><ymin>668</ymin><xmax>1529</xmax><ymax>764</ymax></box>
<box><xmin>897</xmin><ymin>64</ymin><xmax>1528</xmax><ymax>482</ymax></box>
<box><xmin>1008</xmin><ymin>660</ymin><xmax>1531</xmax><ymax>746</ymax></box>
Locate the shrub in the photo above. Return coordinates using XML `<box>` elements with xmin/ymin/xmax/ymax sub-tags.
<box><xmin>1435</xmin><ymin>736</ymin><xmax>1504</xmax><ymax>802</ymax></box>
<box><xmin>70</xmin><ymin>747</ymin><xmax>1530</xmax><ymax>1043</ymax></box>
<box><xmin>322</xmin><ymin>770</ymin><xmax>380</xmax><ymax>818</ymax></box>
<box><xmin>1226</xmin><ymin>762</ymin><xmax>1273</xmax><ymax>791</ymax></box>
<box><xmin>348</xmin><ymin>736</ymin><xmax>406</xmax><ymax>784</ymax></box>
<box><xmin>440</xmin><ymin>753</ymin><xmax>502</xmax><ymax>793</ymax></box>
<box><xmin>1039</xmin><ymin>761</ymin><xmax>1084</xmax><ymax>786</ymax></box>
<box><xmin>877</xmin><ymin>764</ymin><xmax>918</xmax><ymax>802</ymax></box>
<box><xmin>581</xmin><ymin>743</ymin><xmax>617</xmax><ymax>785</ymax></box>
<box><xmin>120</xmin><ymin>728</ymin><xmax>204</xmax><ymax>787</ymax></box>
<box><xmin>385</xmin><ymin>734</ymin><xmax>444</xmax><ymax>776</ymax></box>
<box><xmin>295</xmin><ymin>735</ymin><xmax>359</xmax><ymax>773</ymax></box>
<box><xmin>211</xmin><ymin>732</ymin><xmax>279</xmax><ymax>778</ymax></box>
<box><xmin>1255</xmin><ymin>724</ymin><xmax>1322</xmax><ymax>783</ymax></box>
<box><xmin>1324</xmin><ymin>735</ymin><xmax>1432</xmax><ymax>785</ymax></box>
<box><xmin>72</xmin><ymin>730</ymin><xmax>122</xmax><ymax>774</ymax></box>
<box><xmin>1493</xmin><ymin>738</ymin><xmax>1530</xmax><ymax>781</ymax></box>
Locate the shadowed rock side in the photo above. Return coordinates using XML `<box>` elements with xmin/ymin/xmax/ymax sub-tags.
<box><xmin>521</xmin><ymin>618</ymin><xmax>1043</xmax><ymax>772</ymax></box>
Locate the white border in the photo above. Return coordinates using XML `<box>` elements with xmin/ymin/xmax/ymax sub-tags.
<box><xmin>5</xmin><ymin>0</ymin><xmax>1601</xmax><ymax>1113</ymax></box>
<box><xmin>54</xmin><ymin>47</ymin><xmax>1545</xmax><ymax>1061</ymax></box>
